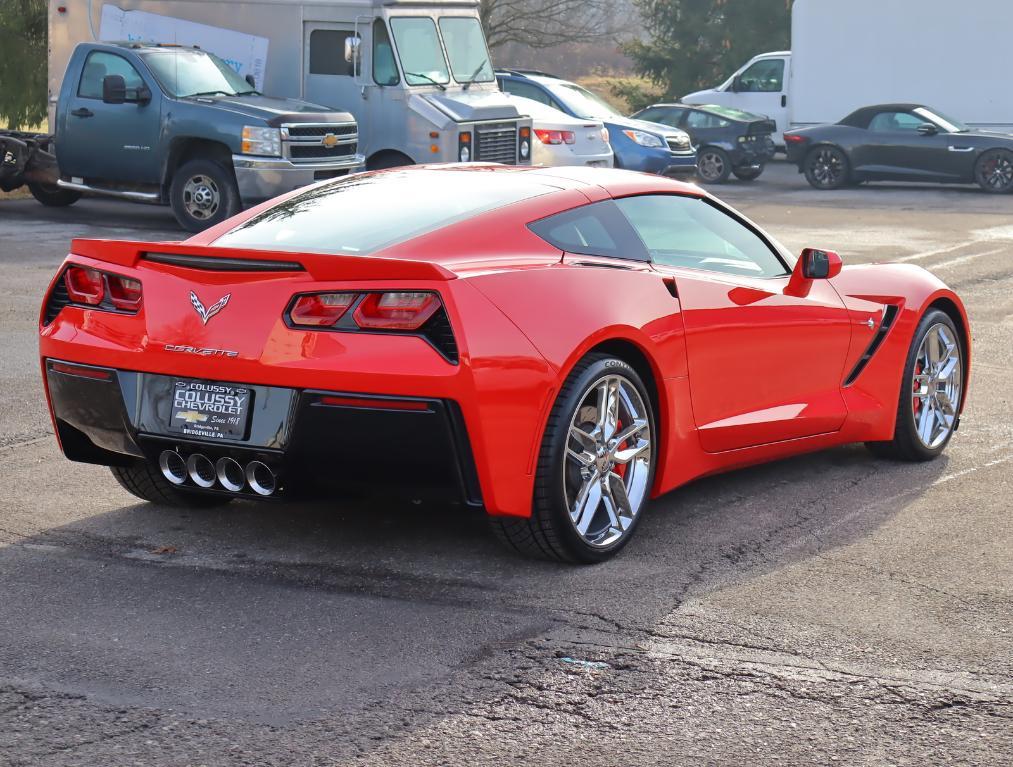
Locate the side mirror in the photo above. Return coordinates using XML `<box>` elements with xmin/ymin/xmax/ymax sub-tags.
<box><xmin>917</xmin><ymin>123</ymin><xmax>938</xmax><ymax>136</ymax></box>
<box><xmin>102</xmin><ymin>74</ymin><xmax>126</xmax><ymax>104</ymax></box>
<box><xmin>344</xmin><ymin>35</ymin><xmax>362</xmax><ymax>64</ymax></box>
<box><xmin>730</xmin><ymin>75</ymin><xmax>743</xmax><ymax>93</ymax></box>
<box><xmin>245</xmin><ymin>73</ymin><xmax>257</xmax><ymax>89</ymax></box>
<box><xmin>800</xmin><ymin>247</ymin><xmax>842</xmax><ymax>279</ymax></box>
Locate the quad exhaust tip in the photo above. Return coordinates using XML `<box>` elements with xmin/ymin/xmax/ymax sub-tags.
<box><xmin>158</xmin><ymin>449</ymin><xmax>276</xmax><ymax>496</ymax></box>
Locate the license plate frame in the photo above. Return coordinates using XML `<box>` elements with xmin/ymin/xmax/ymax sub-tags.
<box><xmin>167</xmin><ymin>379</ymin><xmax>253</xmax><ymax>441</ymax></box>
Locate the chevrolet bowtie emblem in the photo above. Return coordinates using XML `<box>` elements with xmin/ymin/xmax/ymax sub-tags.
<box><xmin>322</xmin><ymin>133</ymin><xmax>339</xmax><ymax>148</ymax></box>
<box><xmin>175</xmin><ymin>410</ymin><xmax>208</xmax><ymax>424</ymax></box>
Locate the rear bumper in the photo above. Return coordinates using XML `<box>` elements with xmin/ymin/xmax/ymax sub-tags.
<box><xmin>232</xmin><ymin>154</ymin><xmax>366</xmax><ymax>205</ymax></box>
<box><xmin>43</xmin><ymin>359</ymin><xmax>482</xmax><ymax>505</ymax></box>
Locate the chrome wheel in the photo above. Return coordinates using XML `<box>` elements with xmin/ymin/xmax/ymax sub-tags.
<box><xmin>182</xmin><ymin>174</ymin><xmax>221</xmax><ymax>221</ymax></box>
<box><xmin>911</xmin><ymin>323</ymin><xmax>962</xmax><ymax>449</ymax></box>
<box><xmin>563</xmin><ymin>374</ymin><xmax>652</xmax><ymax>549</ymax></box>
<box><xmin>810</xmin><ymin>147</ymin><xmax>846</xmax><ymax>188</ymax></box>
<box><xmin>697</xmin><ymin>150</ymin><xmax>728</xmax><ymax>182</ymax></box>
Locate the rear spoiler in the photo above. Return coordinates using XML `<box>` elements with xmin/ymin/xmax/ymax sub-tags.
<box><xmin>69</xmin><ymin>239</ymin><xmax>458</xmax><ymax>281</ymax></box>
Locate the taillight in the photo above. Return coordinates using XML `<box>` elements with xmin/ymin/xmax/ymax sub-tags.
<box><xmin>353</xmin><ymin>292</ymin><xmax>441</xmax><ymax>330</ymax></box>
<box><xmin>288</xmin><ymin>292</ymin><xmax>356</xmax><ymax>327</ymax></box>
<box><xmin>600</xmin><ymin>127</ymin><xmax>610</xmax><ymax>143</ymax></box>
<box><xmin>107</xmin><ymin>274</ymin><xmax>143</xmax><ymax>312</ymax></box>
<box><xmin>783</xmin><ymin>133</ymin><xmax>807</xmax><ymax>144</ymax></box>
<box><xmin>534</xmin><ymin>129</ymin><xmax>576</xmax><ymax>145</ymax></box>
<box><xmin>64</xmin><ymin>266</ymin><xmax>104</xmax><ymax>305</ymax></box>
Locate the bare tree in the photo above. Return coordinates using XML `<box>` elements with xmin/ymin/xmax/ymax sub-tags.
<box><xmin>479</xmin><ymin>0</ymin><xmax>628</xmax><ymax>50</ymax></box>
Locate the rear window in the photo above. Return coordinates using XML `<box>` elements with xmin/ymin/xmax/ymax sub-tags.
<box><xmin>213</xmin><ymin>170</ymin><xmax>550</xmax><ymax>255</ymax></box>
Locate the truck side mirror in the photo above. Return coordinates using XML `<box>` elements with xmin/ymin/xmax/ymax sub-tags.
<box><xmin>245</xmin><ymin>73</ymin><xmax>257</xmax><ymax>89</ymax></box>
<box><xmin>730</xmin><ymin>75</ymin><xmax>743</xmax><ymax>93</ymax></box>
<box><xmin>102</xmin><ymin>74</ymin><xmax>126</xmax><ymax>104</ymax></box>
<box><xmin>344</xmin><ymin>35</ymin><xmax>362</xmax><ymax>65</ymax></box>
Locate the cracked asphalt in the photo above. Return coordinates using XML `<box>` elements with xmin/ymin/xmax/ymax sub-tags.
<box><xmin>0</xmin><ymin>162</ymin><xmax>1010</xmax><ymax>765</ymax></box>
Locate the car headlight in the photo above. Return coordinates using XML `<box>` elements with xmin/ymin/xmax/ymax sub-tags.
<box><xmin>241</xmin><ymin>126</ymin><xmax>282</xmax><ymax>157</ymax></box>
<box><xmin>623</xmin><ymin>129</ymin><xmax>665</xmax><ymax>148</ymax></box>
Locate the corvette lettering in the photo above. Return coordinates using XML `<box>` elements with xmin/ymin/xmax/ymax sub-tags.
<box><xmin>164</xmin><ymin>344</ymin><xmax>239</xmax><ymax>357</ymax></box>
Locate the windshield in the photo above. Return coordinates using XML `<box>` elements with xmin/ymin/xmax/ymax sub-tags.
<box><xmin>141</xmin><ymin>49</ymin><xmax>253</xmax><ymax>98</ymax></box>
<box><xmin>551</xmin><ymin>82</ymin><xmax>622</xmax><ymax>121</ymax></box>
<box><xmin>390</xmin><ymin>17</ymin><xmax>450</xmax><ymax>86</ymax></box>
<box><xmin>438</xmin><ymin>17</ymin><xmax>493</xmax><ymax>84</ymax></box>
<box><xmin>914</xmin><ymin>106</ymin><xmax>968</xmax><ymax>133</ymax></box>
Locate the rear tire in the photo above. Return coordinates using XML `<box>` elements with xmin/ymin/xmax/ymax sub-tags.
<box><xmin>732</xmin><ymin>165</ymin><xmax>764</xmax><ymax>181</ymax></box>
<box><xmin>28</xmin><ymin>182</ymin><xmax>81</xmax><ymax>207</ymax></box>
<box><xmin>804</xmin><ymin>145</ymin><xmax>850</xmax><ymax>190</ymax></box>
<box><xmin>489</xmin><ymin>354</ymin><xmax>656</xmax><ymax>563</ymax></box>
<box><xmin>696</xmin><ymin>147</ymin><xmax>731</xmax><ymax>184</ymax></box>
<box><xmin>111</xmin><ymin>461</ymin><xmax>233</xmax><ymax>508</ymax></box>
<box><xmin>974</xmin><ymin>148</ymin><xmax>1013</xmax><ymax>193</ymax></box>
<box><xmin>170</xmin><ymin>158</ymin><xmax>241</xmax><ymax>232</ymax></box>
<box><xmin>865</xmin><ymin>309</ymin><xmax>964</xmax><ymax>462</ymax></box>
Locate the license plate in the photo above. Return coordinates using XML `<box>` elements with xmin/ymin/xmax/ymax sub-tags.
<box><xmin>587</xmin><ymin>160</ymin><xmax>608</xmax><ymax>167</ymax></box>
<box><xmin>168</xmin><ymin>380</ymin><xmax>252</xmax><ymax>441</ymax></box>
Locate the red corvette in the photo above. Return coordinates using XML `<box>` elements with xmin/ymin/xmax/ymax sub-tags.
<box><xmin>39</xmin><ymin>165</ymin><xmax>969</xmax><ymax>562</ymax></box>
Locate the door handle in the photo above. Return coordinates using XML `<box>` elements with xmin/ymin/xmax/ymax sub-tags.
<box><xmin>71</xmin><ymin>108</ymin><xmax>94</xmax><ymax>118</ymax></box>
<box><xmin>947</xmin><ymin>146</ymin><xmax>974</xmax><ymax>152</ymax></box>
<box><xmin>781</xmin><ymin>95</ymin><xmax>787</xmax><ymax>108</ymax></box>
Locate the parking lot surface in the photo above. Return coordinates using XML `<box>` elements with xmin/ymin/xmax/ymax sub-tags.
<box><xmin>1</xmin><ymin>162</ymin><xmax>1011</xmax><ymax>765</ymax></box>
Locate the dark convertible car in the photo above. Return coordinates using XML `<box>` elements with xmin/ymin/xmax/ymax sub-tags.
<box><xmin>785</xmin><ymin>104</ymin><xmax>1013</xmax><ymax>193</ymax></box>
<box><xmin>631</xmin><ymin>103</ymin><xmax>777</xmax><ymax>183</ymax></box>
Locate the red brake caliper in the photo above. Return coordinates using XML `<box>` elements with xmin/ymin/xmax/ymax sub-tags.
<box><xmin>913</xmin><ymin>361</ymin><xmax>922</xmax><ymax>415</ymax></box>
<box><xmin>613</xmin><ymin>417</ymin><xmax>627</xmax><ymax>479</ymax></box>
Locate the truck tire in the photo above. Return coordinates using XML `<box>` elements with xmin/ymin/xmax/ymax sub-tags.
<box><xmin>28</xmin><ymin>182</ymin><xmax>81</xmax><ymax>207</ymax></box>
<box><xmin>170</xmin><ymin>158</ymin><xmax>241</xmax><ymax>232</ymax></box>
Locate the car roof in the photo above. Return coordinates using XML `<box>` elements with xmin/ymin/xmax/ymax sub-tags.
<box><xmin>840</xmin><ymin>103</ymin><xmax>928</xmax><ymax>126</ymax></box>
<box><xmin>503</xmin><ymin>95</ymin><xmax>598</xmax><ymax>127</ymax></box>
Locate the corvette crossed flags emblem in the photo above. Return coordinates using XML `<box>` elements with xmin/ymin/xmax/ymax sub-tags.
<box><xmin>190</xmin><ymin>291</ymin><xmax>231</xmax><ymax>325</ymax></box>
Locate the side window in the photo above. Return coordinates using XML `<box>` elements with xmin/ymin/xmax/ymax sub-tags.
<box><xmin>737</xmin><ymin>59</ymin><xmax>784</xmax><ymax>93</ymax></box>
<box><xmin>685</xmin><ymin>111</ymin><xmax>729</xmax><ymax>129</ymax></box>
<box><xmin>501</xmin><ymin>79</ymin><xmax>553</xmax><ymax>106</ymax></box>
<box><xmin>372</xmin><ymin>19</ymin><xmax>399</xmax><ymax>85</ymax></box>
<box><xmin>78</xmin><ymin>51</ymin><xmax>145</xmax><ymax>100</ymax></box>
<box><xmin>868</xmin><ymin>111</ymin><xmax>925</xmax><ymax>132</ymax></box>
<box><xmin>639</xmin><ymin>107</ymin><xmax>684</xmax><ymax>127</ymax></box>
<box><xmin>309</xmin><ymin>30</ymin><xmax>355</xmax><ymax>76</ymax></box>
<box><xmin>614</xmin><ymin>195</ymin><xmax>787</xmax><ymax>278</ymax></box>
<box><xmin>528</xmin><ymin>200</ymin><xmax>648</xmax><ymax>261</ymax></box>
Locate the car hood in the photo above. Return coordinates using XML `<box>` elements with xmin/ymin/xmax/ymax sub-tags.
<box><xmin>420</xmin><ymin>90</ymin><xmax>525</xmax><ymax>123</ymax></box>
<box><xmin>607</xmin><ymin>115</ymin><xmax>689</xmax><ymax>140</ymax></box>
<box><xmin>181</xmin><ymin>94</ymin><xmax>353</xmax><ymax>125</ymax></box>
<box><xmin>960</xmin><ymin>128</ymin><xmax>1013</xmax><ymax>141</ymax></box>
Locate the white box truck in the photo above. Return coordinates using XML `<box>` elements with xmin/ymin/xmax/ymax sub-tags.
<box><xmin>50</xmin><ymin>0</ymin><xmax>533</xmax><ymax>169</ymax></box>
<box><xmin>683</xmin><ymin>0</ymin><xmax>1013</xmax><ymax>144</ymax></box>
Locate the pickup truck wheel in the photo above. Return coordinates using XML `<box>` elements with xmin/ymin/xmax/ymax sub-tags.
<box><xmin>170</xmin><ymin>159</ymin><xmax>241</xmax><ymax>232</ymax></box>
<box><xmin>28</xmin><ymin>182</ymin><xmax>81</xmax><ymax>207</ymax></box>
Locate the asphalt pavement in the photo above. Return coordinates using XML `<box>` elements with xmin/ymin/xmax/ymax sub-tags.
<box><xmin>0</xmin><ymin>162</ymin><xmax>1010</xmax><ymax>765</ymax></box>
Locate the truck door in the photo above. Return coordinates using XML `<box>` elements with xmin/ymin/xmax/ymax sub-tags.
<box><xmin>729</xmin><ymin>57</ymin><xmax>789</xmax><ymax>137</ymax></box>
<box><xmin>57</xmin><ymin>50</ymin><xmax>161</xmax><ymax>184</ymax></box>
<box><xmin>303</xmin><ymin>24</ymin><xmax>364</xmax><ymax>124</ymax></box>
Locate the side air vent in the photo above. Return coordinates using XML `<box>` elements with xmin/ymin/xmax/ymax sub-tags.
<box><xmin>43</xmin><ymin>270</ymin><xmax>71</xmax><ymax>325</ymax></box>
<box><xmin>143</xmin><ymin>253</ymin><xmax>305</xmax><ymax>272</ymax></box>
<box><xmin>844</xmin><ymin>304</ymin><xmax>900</xmax><ymax>386</ymax></box>
<box><xmin>420</xmin><ymin>307</ymin><xmax>459</xmax><ymax>364</ymax></box>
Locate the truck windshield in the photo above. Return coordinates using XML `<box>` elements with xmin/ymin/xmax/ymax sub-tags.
<box><xmin>552</xmin><ymin>82</ymin><xmax>622</xmax><ymax>121</ymax></box>
<box><xmin>141</xmin><ymin>49</ymin><xmax>254</xmax><ymax>98</ymax></box>
<box><xmin>390</xmin><ymin>17</ymin><xmax>450</xmax><ymax>86</ymax></box>
<box><xmin>438</xmin><ymin>17</ymin><xmax>493</xmax><ymax>84</ymax></box>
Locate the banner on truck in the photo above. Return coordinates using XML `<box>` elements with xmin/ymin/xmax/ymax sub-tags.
<box><xmin>99</xmin><ymin>5</ymin><xmax>269</xmax><ymax>89</ymax></box>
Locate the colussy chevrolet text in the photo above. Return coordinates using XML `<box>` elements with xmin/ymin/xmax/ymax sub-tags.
<box><xmin>39</xmin><ymin>165</ymin><xmax>970</xmax><ymax>562</ymax></box>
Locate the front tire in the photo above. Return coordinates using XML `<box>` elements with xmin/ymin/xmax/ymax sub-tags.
<box><xmin>804</xmin><ymin>145</ymin><xmax>850</xmax><ymax>190</ymax></box>
<box><xmin>490</xmin><ymin>354</ymin><xmax>656</xmax><ymax>563</ymax></box>
<box><xmin>974</xmin><ymin>148</ymin><xmax>1013</xmax><ymax>193</ymax></box>
<box><xmin>170</xmin><ymin>158</ymin><xmax>241</xmax><ymax>232</ymax></box>
<box><xmin>696</xmin><ymin>147</ymin><xmax>732</xmax><ymax>184</ymax></box>
<box><xmin>866</xmin><ymin>309</ymin><xmax>964</xmax><ymax>462</ymax></box>
<box><xmin>111</xmin><ymin>461</ymin><xmax>233</xmax><ymax>508</ymax></box>
<box><xmin>28</xmin><ymin>181</ymin><xmax>81</xmax><ymax>207</ymax></box>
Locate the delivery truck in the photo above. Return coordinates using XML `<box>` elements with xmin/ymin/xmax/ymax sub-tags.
<box><xmin>683</xmin><ymin>0</ymin><xmax>1013</xmax><ymax>145</ymax></box>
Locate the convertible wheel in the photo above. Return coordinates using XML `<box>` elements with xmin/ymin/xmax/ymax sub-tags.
<box><xmin>974</xmin><ymin>149</ymin><xmax>1013</xmax><ymax>193</ymax></box>
<box><xmin>696</xmin><ymin>148</ymin><xmax>731</xmax><ymax>183</ymax></box>
<box><xmin>866</xmin><ymin>309</ymin><xmax>963</xmax><ymax>462</ymax></box>
<box><xmin>804</xmin><ymin>146</ymin><xmax>849</xmax><ymax>190</ymax></box>
<box><xmin>489</xmin><ymin>354</ymin><xmax>655</xmax><ymax>563</ymax></box>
